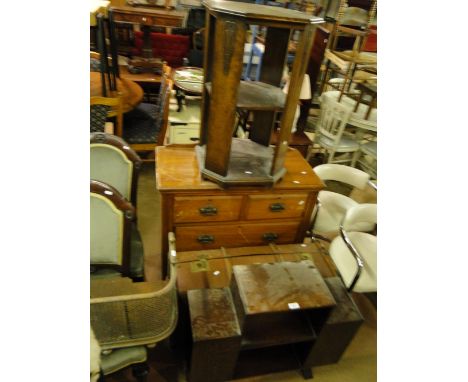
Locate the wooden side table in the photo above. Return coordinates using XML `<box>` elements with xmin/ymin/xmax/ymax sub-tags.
<box><xmin>229</xmin><ymin>261</ymin><xmax>336</xmax><ymax>379</ymax></box>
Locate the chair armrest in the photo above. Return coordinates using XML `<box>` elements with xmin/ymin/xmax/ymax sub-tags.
<box><xmin>336</xmin><ymin>25</ymin><xmax>369</xmax><ymax>37</ymax></box>
<box><xmin>367</xmin><ymin>180</ymin><xmax>377</xmax><ymax>191</ymax></box>
<box><xmin>339</xmin><ymin>225</ymin><xmax>364</xmax><ymax>292</ymax></box>
<box><xmin>91</xmin><ymin>233</ymin><xmax>179</xmax><ymax>350</ymax></box>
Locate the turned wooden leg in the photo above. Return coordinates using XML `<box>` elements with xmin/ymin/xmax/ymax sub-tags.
<box><xmin>301</xmin><ymin>367</ymin><xmax>314</xmax><ymax>379</ymax></box>
<box><xmin>175</xmin><ymin>88</ymin><xmax>185</xmax><ymax>112</ymax></box>
<box><xmin>132</xmin><ymin>362</ymin><xmax>149</xmax><ymax>382</ymax></box>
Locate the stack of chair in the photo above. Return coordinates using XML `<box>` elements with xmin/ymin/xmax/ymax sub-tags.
<box><xmin>90</xmin><ymin>133</ymin><xmax>144</xmax><ymax>281</ymax></box>
<box><xmin>319</xmin><ymin>0</ymin><xmax>377</xmax><ymax>102</ymax></box>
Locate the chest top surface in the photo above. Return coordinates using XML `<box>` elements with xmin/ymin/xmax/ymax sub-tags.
<box><xmin>232</xmin><ymin>261</ymin><xmax>336</xmax><ymax>314</ymax></box>
<box><xmin>156</xmin><ymin>146</ymin><xmax>324</xmax><ymax>192</ymax></box>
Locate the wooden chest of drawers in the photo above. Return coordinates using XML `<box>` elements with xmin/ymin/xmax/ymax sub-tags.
<box><xmin>156</xmin><ymin>146</ymin><xmax>324</xmax><ymax>277</ymax></box>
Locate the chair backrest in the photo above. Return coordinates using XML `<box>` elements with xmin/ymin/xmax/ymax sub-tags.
<box><xmin>314</xmin><ymin>163</ymin><xmax>370</xmax><ymax>190</ymax></box>
<box><xmin>90</xmin><ymin>132</ymin><xmax>142</xmax><ymax>206</ymax></box>
<box><xmin>90</xmin><ymin>232</ymin><xmax>178</xmax><ymax>350</ymax></box>
<box><xmin>342</xmin><ymin>203</ymin><xmax>377</xmax><ymax>231</ymax></box>
<box><xmin>155</xmin><ymin>69</ymin><xmax>173</xmax><ymax>146</ymax></box>
<box><xmin>326</xmin><ymin>0</ymin><xmax>376</xmax><ymax>52</ymax></box>
<box><xmin>90</xmin><ymin>96</ymin><xmax>123</xmax><ymax>136</ymax></box>
<box><xmin>133</xmin><ymin>32</ymin><xmax>190</xmax><ymax>67</ymax></box>
<box><xmin>316</xmin><ymin>97</ymin><xmax>353</xmax><ymax>145</ymax></box>
<box><xmin>90</xmin><ymin>180</ymin><xmax>135</xmax><ymax>277</ymax></box>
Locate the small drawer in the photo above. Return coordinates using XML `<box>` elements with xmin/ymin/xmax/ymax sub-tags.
<box><xmin>170</xmin><ymin>124</ymin><xmax>200</xmax><ymax>144</ymax></box>
<box><xmin>174</xmin><ymin>196</ymin><xmax>242</xmax><ymax>223</ymax></box>
<box><xmin>240</xmin><ymin>221</ymin><xmax>300</xmax><ymax>245</ymax></box>
<box><xmin>245</xmin><ymin>194</ymin><xmax>308</xmax><ymax>220</ymax></box>
<box><xmin>175</xmin><ymin>224</ymin><xmax>246</xmax><ymax>251</ymax></box>
<box><xmin>175</xmin><ymin>221</ymin><xmax>300</xmax><ymax>251</ymax></box>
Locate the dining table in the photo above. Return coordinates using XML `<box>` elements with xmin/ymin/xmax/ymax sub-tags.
<box><xmin>90</xmin><ymin>71</ymin><xmax>144</xmax><ymax>113</ymax></box>
<box><xmin>172</xmin><ymin>66</ymin><xmax>204</xmax><ymax>112</ymax></box>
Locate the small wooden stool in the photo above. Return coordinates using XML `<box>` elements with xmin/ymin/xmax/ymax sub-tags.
<box><xmin>187</xmin><ymin>287</ymin><xmax>241</xmax><ymax>382</ymax></box>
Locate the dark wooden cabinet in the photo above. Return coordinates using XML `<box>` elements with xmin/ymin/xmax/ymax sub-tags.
<box><xmin>306</xmin><ymin>277</ymin><xmax>364</xmax><ymax>366</ymax></box>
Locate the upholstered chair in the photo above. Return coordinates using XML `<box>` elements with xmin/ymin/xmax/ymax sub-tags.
<box><xmin>122</xmin><ymin>65</ymin><xmax>173</xmax><ymax>157</ymax></box>
<box><xmin>132</xmin><ymin>32</ymin><xmax>190</xmax><ymax>68</ymax></box>
<box><xmin>329</xmin><ymin>204</ymin><xmax>377</xmax><ymax>304</ymax></box>
<box><xmin>90</xmin><ymin>132</ymin><xmax>142</xmax><ymax>207</ymax></box>
<box><xmin>90</xmin><ymin>180</ymin><xmax>144</xmax><ymax>281</ymax></box>
<box><xmin>309</xmin><ymin>163</ymin><xmax>376</xmax><ymax>241</ymax></box>
<box><xmin>90</xmin><ymin>96</ymin><xmax>123</xmax><ymax>136</ymax></box>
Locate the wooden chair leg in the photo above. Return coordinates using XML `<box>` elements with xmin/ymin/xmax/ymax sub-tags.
<box><xmin>351</xmin><ymin>150</ymin><xmax>360</xmax><ymax>167</ymax></box>
<box><xmin>132</xmin><ymin>362</ymin><xmax>149</xmax><ymax>382</ymax></box>
<box><xmin>327</xmin><ymin>150</ymin><xmax>335</xmax><ymax>164</ymax></box>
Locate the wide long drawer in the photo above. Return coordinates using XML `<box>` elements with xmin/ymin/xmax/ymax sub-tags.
<box><xmin>174</xmin><ymin>196</ymin><xmax>242</xmax><ymax>223</ymax></box>
<box><xmin>175</xmin><ymin>221</ymin><xmax>300</xmax><ymax>251</ymax></box>
<box><xmin>245</xmin><ymin>194</ymin><xmax>309</xmax><ymax>220</ymax></box>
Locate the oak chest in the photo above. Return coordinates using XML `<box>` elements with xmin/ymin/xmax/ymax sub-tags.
<box><xmin>156</xmin><ymin>146</ymin><xmax>324</xmax><ymax>277</ymax></box>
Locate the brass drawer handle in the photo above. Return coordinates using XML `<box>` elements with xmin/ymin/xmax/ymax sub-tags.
<box><xmin>263</xmin><ymin>233</ymin><xmax>279</xmax><ymax>242</ymax></box>
<box><xmin>269</xmin><ymin>203</ymin><xmax>285</xmax><ymax>212</ymax></box>
<box><xmin>199</xmin><ymin>206</ymin><xmax>218</xmax><ymax>216</ymax></box>
<box><xmin>197</xmin><ymin>235</ymin><xmax>214</xmax><ymax>244</ymax></box>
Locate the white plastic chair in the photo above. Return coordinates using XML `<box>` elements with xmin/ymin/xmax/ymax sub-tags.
<box><xmin>314</xmin><ymin>97</ymin><xmax>360</xmax><ymax>165</ymax></box>
<box><xmin>329</xmin><ymin>204</ymin><xmax>377</xmax><ymax>294</ymax></box>
<box><xmin>310</xmin><ymin>163</ymin><xmax>376</xmax><ymax>240</ymax></box>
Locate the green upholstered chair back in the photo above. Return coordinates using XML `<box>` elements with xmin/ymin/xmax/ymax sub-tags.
<box><xmin>90</xmin><ymin>180</ymin><xmax>135</xmax><ymax>277</ymax></box>
<box><xmin>90</xmin><ymin>133</ymin><xmax>142</xmax><ymax>206</ymax></box>
<box><xmin>90</xmin><ymin>194</ymin><xmax>123</xmax><ymax>265</ymax></box>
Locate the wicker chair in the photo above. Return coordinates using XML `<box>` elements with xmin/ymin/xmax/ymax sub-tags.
<box><xmin>90</xmin><ymin>132</ymin><xmax>142</xmax><ymax>207</ymax></box>
<box><xmin>90</xmin><ymin>233</ymin><xmax>178</xmax><ymax>381</ymax></box>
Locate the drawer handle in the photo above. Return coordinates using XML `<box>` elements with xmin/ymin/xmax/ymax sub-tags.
<box><xmin>199</xmin><ymin>206</ymin><xmax>218</xmax><ymax>216</ymax></box>
<box><xmin>269</xmin><ymin>203</ymin><xmax>285</xmax><ymax>212</ymax></box>
<box><xmin>263</xmin><ymin>233</ymin><xmax>279</xmax><ymax>242</ymax></box>
<box><xmin>197</xmin><ymin>235</ymin><xmax>214</xmax><ymax>244</ymax></box>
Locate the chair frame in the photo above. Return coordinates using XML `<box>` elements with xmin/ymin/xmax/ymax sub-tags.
<box><xmin>91</xmin><ymin>95</ymin><xmax>124</xmax><ymax>137</ymax></box>
<box><xmin>315</xmin><ymin>98</ymin><xmax>359</xmax><ymax>165</ymax></box>
<box><xmin>319</xmin><ymin>0</ymin><xmax>377</xmax><ymax>99</ymax></box>
<box><xmin>90</xmin><ymin>179</ymin><xmax>135</xmax><ymax>278</ymax></box>
<box><xmin>309</xmin><ymin>163</ymin><xmax>375</xmax><ymax>242</ymax></box>
<box><xmin>90</xmin><ymin>132</ymin><xmax>143</xmax><ymax>207</ymax></box>
<box><xmin>336</xmin><ymin>204</ymin><xmax>377</xmax><ymax>292</ymax></box>
<box><xmin>90</xmin><ymin>232</ymin><xmax>178</xmax><ymax>350</ymax></box>
<box><xmin>125</xmin><ymin>65</ymin><xmax>173</xmax><ymax>156</ymax></box>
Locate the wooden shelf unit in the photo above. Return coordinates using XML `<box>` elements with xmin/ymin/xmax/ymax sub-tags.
<box><xmin>198</xmin><ymin>0</ymin><xmax>324</xmax><ymax>187</ymax></box>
